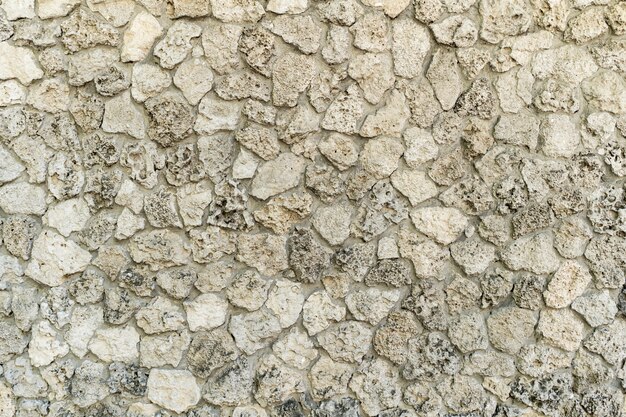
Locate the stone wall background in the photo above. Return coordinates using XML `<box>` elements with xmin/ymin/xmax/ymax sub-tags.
<box><xmin>0</xmin><ymin>0</ymin><xmax>626</xmax><ymax>415</ymax></box>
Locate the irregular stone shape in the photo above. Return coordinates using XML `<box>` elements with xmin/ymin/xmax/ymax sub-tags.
<box><xmin>584</xmin><ymin>319</ymin><xmax>626</xmax><ymax>366</ymax></box>
<box><xmin>29</xmin><ymin>320</ymin><xmax>69</xmax><ymax>367</ymax></box>
<box><xmin>270</xmin><ymin>15</ymin><xmax>322</xmax><ymax>54</ymax></box>
<box><xmin>346</xmin><ymin>288</ymin><xmax>400</xmax><ymax>325</ymax></box>
<box><xmin>184</xmin><ymin>293</ymin><xmax>228</xmax><ymax>332</ymax></box>
<box><xmin>479</xmin><ymin>0</ymin><xmax>532</xmax><ymax>43</ymax></box>
<box><xmin>391</xmin><ymin>169</ymin><xmax>438</xmax><ymax>206</ymax></box>
<box><xmin>129</xmin><ymin>230</ymin><xmax>190</xmax><ymax>271</ymax></box>
<box><xmin>121</xmin><ymin>11</ymin><xmax>162</xmax><ymax>62</ymax></box>
<box><xmin>540</xmin><ymin>114</ymin><xmax>580</xmax><ymax>158</ymax></box>
<box><xmin>317</xmin><ymin>321</ymin><xmax>373</xmax><ymax>363</ymax></box>
<box><xmin>581</xmin><ymin>70</ymin><xmax>626</xmax><ymax>114</ymax></box>
<box><xmin>321</xmin><ymin>84</ymin><xmax>364</xmax><ymax>134</ymax></box>
<box><xmin>543</xmin><ymin>260</ymin><xmax>592</xmax><ymax>308</ymax></box>
<box><xmin>212</xmin><ymin>0</ymin><xmax>265</xmax><ymax>23</ymax></box>
<box><xmin>572</xmin><ymin>290</ymin><xmax>617</xmax><ymax>327</ymax></box>
<box><xmin>267</xmin><ymin>0</ymin><xmax>308</xmax><ymax>14</ymax></box>
<box><xmin>44</xmin><ymin>198</ymin><xmax>91</xmax><ymax>237</ymax></box>
<box><xmin>302</xmin><ymin>291</ymin><xmax>345</xmax><ymax>335</ymax></box>
<box><xmin>349</xmin><ymin>357</ymin><xmax>401</xmax><ymax>416</ymax></box>
<box><xmin>0</xmin><ymin>182</ymin><xmax>46</xmax><ymax>215</ymax></box>
<box><xmin>487</xmin><ymin>306</ymin><xmax>537</xmax><ymax>354</ymax></box>
<box><xmin>272</xmin><ymin>52</ymin><xmax>316</xmax><ymax>106</ymax></box>
<box><xmin>312</xmin><ymin>203</ymin><xmax>352</xmax><ymax>246</ymax></box>
<box><xmin>135</xmin><ymin>296</ymin><xmax>186</xmax><ymax>334</ymax></box>
<box><xmin>25</xmin><ymin>231</ymin><xmax>91</xmax><ymax>287</ymax></box>
<box><xmin>173</xmin><ymin>57</ymin><xmax>214</xmax><ymax>105</ymax></box>
<box><xmin>65</xmin><ymin>304</ymin><xmax>103</xmax><ymax>357</ymax></box>
<box><xmin>102</xmin><ymin>91</ymin><xmax>145</xmax><ymax>139</ymax></box>
<box><xmin>318</xmin><ymin>133</ymin><xmax>359</xmax><ymax>171</ymax></box>
<box><xmin>147</xmin><ymin>369</ymin><xmax>201</xmax><ymax>413</ymax></box>
<box><xmin>194</xmin><ymin>95</ymin><xmax>241</xmax><ymax>135</ymax></box>
<box><xmin>501</xmin><ymin>232</ymin><xmax>560</xmax><ymax>275</ymax></box>
<box><xmin>88</xmin><ymin>324</ymin><xmax>140</xmax><ymax>363</ymax></box>
<box><xmin>0</xmin><ymin>42</ymin><xmax>43</xmax><ymax>85</ymax></box>
<box><xmin>537</xmin><ymin>308</ymin><xmax>584</xmax><ymax>352</ymax></box>
<box><xmin>426</xmin><ymin>48</ymin><xmax>462</xmax><ymax>110</ymax></box>
<box><xmin>348</xmin><ymin>52</ymin><xmax>395</xmax><ymax>104</ymax></box>
<box><xmin>251</xmin><ymin>153</ymin><xmax>306</xmax><ymax>200</ymax></box>
<box><xmin>265</xmin><ymin>280</ymin><xmax>304</xmax><ymax>328</ymax></box>
<box><xmin>154</xmin><ymin>20</ymin><xmax>202</xmax><ymax>69</ymax></box>
<box><xmin>37</xmin><ymin>0</ymin><xmax>80</xmax><ymax>18</ymax></box>
<box><xmin>140</xmin><ymin>331</ymin><xmax>191</xmax><ymax>368</ymax></box>
<box><xmin>229</xmin><ymin>309</ymin><xmax>282</xmax><ymax>354</ymax></box>
<box><xmin>360</xmin><ymin>89</ymin><xmax>410</xmax><ymax>138</ymax></box>
<box><xmin>410</xmin><ymin>207</ymin><xmax>468</xmax><ymax>245</ymax></box>
<box><xmin>391</xmin><ymin>18</ymin><xmax>429</xmax><ymax>78</ymax></box>
<box><xmin>360</xmin><ymin>136</ymin><xmax>404</xmax><ymax>179</ymax></box>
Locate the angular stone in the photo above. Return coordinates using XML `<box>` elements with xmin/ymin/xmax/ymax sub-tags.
<box><xmin>88</xmin><ymin>324</ymin><xmax>140</xmax><ymax>363</ymax></box>
<box><xmin>0</xmin><ymin>42</ymin><xmax>43</xmax><ymax>85</ymax></box>
<box><xmin>543</xmin><ymin>260</ymin><xmax>592</xmax><ymax>308</ymax></box>
<box><xmin>26</xmin><ymin>231</ymin><xmax>91</xmax><ymax>287</ymax></box>
<box><xmin>121</xmin><ymin>11</ymin><xmax>162</xmax><ymax>62</ymax></box>
<box><xmin>251</xmin><ymin>153</ymin><xmax>306</xmax><ymax>200</ymax></box>
<box><xmin>147</xmin><ymin>369</ymin><xmax>200</xmax><ymax>413</ymax></box>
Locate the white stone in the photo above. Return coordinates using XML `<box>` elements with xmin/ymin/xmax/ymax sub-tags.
<box><xmin>403</xmin><ymin>127</ymin><xmax>438</xmax><ymax>167</ymax></box>
<box><xmin>312</xmin><ymin>203</ymin><xmax>353</xmax><ymax>246</ymax></box>
<box><xmin>544</xmin><ymin>260</ymin><xmax>592</xmax><ymax>308</ymax></box>
<box><xmin>25</xmin><ymin>231</ymin><xmax>92</xmax><ymax>287</ymax></box>
<box><xmin>303</xmin><ymin>291</ymin><xmax>346</xmax><ymax>335</ymax></box>
<box><xmin>273</xmin><ymin>327</ymin><xmax>317</xmax><ymax>369</ymax></box>
<box><xmin>89</xmin><ymin>324</ymin><xmax>140</xmax><ymax>363</ymax></box>
<box><xmin>115</xmin><ymin>208</ymin><xmax>146</xmax><ymax>240</ymax></box>
<box><xmin>115</xmin><ymin>178</ymin><xmax>144</xmax><ymax>214</ymax></box>
<box><xmin>362</xmin><ymin>0</ymin><xmax>410</xmax><ymax>17</ymax></box>
<box><xmin>44</xmin><ymin>198</ymin><xmax>91</xmax><ymax>237</ymax></box>
<box><xmin>37</xmin><ymin>0</ymin><xmax>80</xmax><ymax>18</ymax></box>
<box><xmin>0</xmin><ymin>80</ymin><xmax>27</xmax><ymax>106</ymax></box>
<box><xmin>176</xmin><ymin>182</ymin><xmax>213</xmax><ymax>227</ymax></box>
<box><xmin>346</xmin><ymin>288</ymin><xmax>401</xmax><ymax>325</ymax></box>
<box><xmin>173</xmin><ymin>57</ymin><xmax>214</xmax><ymax>105</ymax></box>
<box><xmin>184</xmin><ymin>293</ymin><xmax>229</xmax><ymax>332</ymax></box>
<box><xmin>410</xmin><ymin>207</ymin><xmax>468</xmax><ymax>245</ymax></box>
<box><xmin>265</xmin><ymin>280</ymin><xmax>305</xmax><ymax>328</ymax></box>
<box><xmin>147</xmin><ymin>369</ymin><xmax>201</xmax><ymax>413</ymax></box>
<box><xmin>541</xmin><ymin>114</ymin><xmax>580</xmax><ymax>158</ymax></box>
<box><xmin>360</xmin><ymin>136</ymin><xmax>404</xmax><ymax>179</ymax></box>
<box><xmin>0</xmin><ymin>182</ymin><xmax>46</xmax><ymax>215</ymax></box>
<box><xmin>0</xmin><ymin>381</ymin><xmax>15</xmax><ymax>417</ymax></box>
<box><xmin>0</xmin><ymin>145</ymin><xmax>24</xmax><ymax>184</ymax></box>
<box><xmin>211</xmin><ymin>0</ymin><xmax>265</xmax><ymax>22</ymax></box>
<box><xmin>0</xmin><ymin>43</ymin><xmax>43</xmax><ymax>85</ymax></box>
<box><xmin>391</xmin><ymin>169</ymin><xmax>438</xmax><ymax>206</ymax></box>
<box><xmin>65</xmin><ymin>304</ymin><xmax>104</xmax><ymax>357</ymax></box>
<box><xmin>194</xmin><ymin>96</ymin><xmax>241</xmax><ymax>135</ymax></box>
<box><xmin>102</xmin><ymin>91</ymin><xmax>146</xmax><ymax>139</ymax></box>
<box><xmin>251</xmin><ymin>153</ymin><xmax>306</xmax><ymax>200</ymax></box>
<box><xmin>233</xmin><ymin>148</ymin><xmax>260</xmax><ymax>179</ymax></box>
<box><xmin>121</xmin><ymin>11</ymin><xmax>163</xmax><ymax>62</ymax></box>
<box><xmin>2</xmin><ymin>0</ymin><xmax>34</xmax><ymax>20</ymax></box>
<box><xmin>267</xmin><ymin>0</ymin><xmax>307</xmax><ymax>14</ymax></box>
<box><xmin>29</xmin><ymin>320</ymin><xmax>69</xmax><ymax>367</ymax></box>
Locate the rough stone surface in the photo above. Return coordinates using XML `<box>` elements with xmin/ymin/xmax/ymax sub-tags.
<box><xmin>0</xmin><ymin>3</ymin><xmax>623</xmax><ymax>415</ymax></box>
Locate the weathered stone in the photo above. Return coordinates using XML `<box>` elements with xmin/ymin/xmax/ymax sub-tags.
<box><xmin>147</xmin><ymin>369</ymin><xmax>200</xmax><ymax>413</ymax></box>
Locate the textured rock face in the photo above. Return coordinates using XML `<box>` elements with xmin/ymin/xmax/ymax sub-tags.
<box><xmin>0</xmin><ymin>1</ymin><xmax>625</xmax><ymax>416</ymax></box>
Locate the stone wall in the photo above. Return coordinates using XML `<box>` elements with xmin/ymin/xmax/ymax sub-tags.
<box><xmin>0</xmin><ymin>0</ymin><xmax>626</xmax><ymax>415</ymax></box>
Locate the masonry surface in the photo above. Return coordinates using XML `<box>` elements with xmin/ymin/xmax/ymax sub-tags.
<box><xmin>0</xmin><ymin>0</ymin><xmax>626</xmax><ymax>415</ymax></box>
